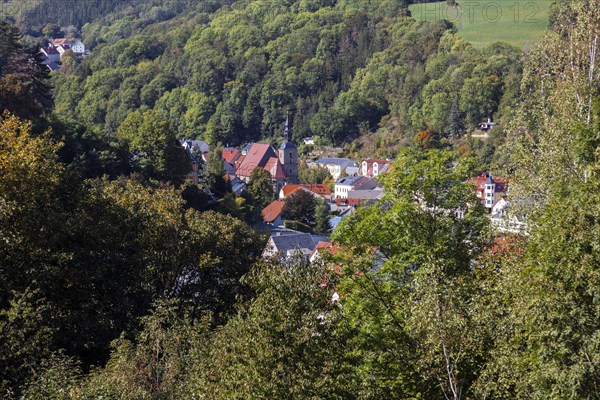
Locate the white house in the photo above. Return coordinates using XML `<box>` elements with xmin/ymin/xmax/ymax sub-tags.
<box><xmin>314</xmin><ymin>158</ymin><xmax>359</xmax><ymax>180</ymax></box>
<box><xmin>71</xmin><ymin>39</ymin><xmax>85</xmax><ymax>55</ymax></box>
<box><xmin>262</xmin><ymin>232</ymin><xmax>317</xmax><ymax>260</ymax></box>
<box><xmin>334</xmin><ymin>176</ymin><xmax>356</xmax><ymax>199</ymax></box>
<box><xmin>56</xmin><ymin>44</ymin><xmax>71</xmax><ymax>57</ymax></box>
<box><xmin>492</xmin><ymin>196</ymin><xmax>509</xmax><ymax>215</ymax></box>
<box><xmin>361</xmin><ymin>159</ymin><xmax>391</xmax><ymax>177</ymax></box>
<box><xmin>334</xmin><ymin>176</ymin><xmax>382</xmax><ymax>199</ymax></box>
<box><xmin>334</xmin><ymin>176</ymin><xmax>364</xmax><ymax>199</ymax></box>
<box><xmin>470</xmin><ymin>173</ymin><xmax>509</xmax><ymax>212</ymax></box>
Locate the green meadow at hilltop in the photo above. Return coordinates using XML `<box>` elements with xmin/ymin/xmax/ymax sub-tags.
<box><xmin>409</xmin><ymin>0</ymin><xmax>552</xmax><ymax>48</ymax></box>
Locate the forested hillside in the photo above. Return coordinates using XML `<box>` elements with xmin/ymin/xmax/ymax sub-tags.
<box><xmin>49</xmin><ymin>0</ymin><xmax>520</xmax><ymax>153</ymax></box>
<box><xmin>7</xmin><ymin>0</ymin><xmax>195</xmax><ymax>33</ymax></box>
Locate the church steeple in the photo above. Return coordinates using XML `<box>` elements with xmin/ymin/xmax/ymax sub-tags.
<box><xmin>284</xmin><ymin>114</ymin><xmax>290</xmax><ymax>142</ymax></box>
<box><xmin>278</xmin><ymin>114</ymin><xmax>298</xmax><ymax>182</ymax></box>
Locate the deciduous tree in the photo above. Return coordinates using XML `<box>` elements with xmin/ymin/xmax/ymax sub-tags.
<box><xmin>247</xmin><ymin>167</ymin><xmax>274</xmax><ymax>210</ymax></box>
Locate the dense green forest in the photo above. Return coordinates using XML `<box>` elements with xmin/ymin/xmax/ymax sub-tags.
<box><xmin>43</xmin><ymin>0</ymin><xmax>521</xmax><ymax>155</ymax></box>
<box><xmin>1</xmin><ymin>0</ymin><xmax>600</xmax><ymax>398</ymax></box>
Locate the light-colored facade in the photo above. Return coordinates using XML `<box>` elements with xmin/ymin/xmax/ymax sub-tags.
<box><xmin>71</xmin><ymin>40</ymin><xmax>85</xmax><ymax>54</ymax></box>
<box><xmin>314</xmin><ymin>158</ymin><xmax>359</xmax><ymax>180</ymax></box>
<box><xmin>361</xmin><ymin>159</ymin><xmax>391</xmax><ymax>177</ymax></box>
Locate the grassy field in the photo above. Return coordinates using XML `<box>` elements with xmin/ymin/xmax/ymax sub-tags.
<box><xmin>409</xmin><ymin>0</ymin><xmax>553</xmax><ymax>48</ymax></box>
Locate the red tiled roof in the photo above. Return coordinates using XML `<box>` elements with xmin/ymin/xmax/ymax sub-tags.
<box><xmin>261</xmin><ymin>200</ymin><xmax>285</xmax><ymax>223</ymax></box>
<box><xmin>263</xmin><ymin>157</ymin><xmax>286</xmax><ymax>179</ymax></box>
<box><xmin>313</xmin><ymin>241</ymin><xmax>342</xmax><ymax>256</ymax></box>
<box><xmin>469</xmin><ymin>173</ymin><xmax>509</xmax><ymax>192</ymax></box>
<box><xmin>362</xmin><ymin>159</ymin><xmax>391</xmax><ymax>177</ymax></box>
<box><xmin>281</xmin><ymin>184</ymin><xmax>303</xmax><ymax>198</ymax></box>
<box><xmin>303</xmin><ymin>184</ymin><xmax>331</xmax><ymax>196</ymax></box>
<box><xmin>222</xmin><ymin>148</ymin><xmax>240</xmax><ymax>164</ymax></box>
<box><xmin>237</xmin><ymin>144</ymin><xmax>276</xmax><ymax>177</ymax></box>
<box><xmin>52</xmin><ymin>38</ymin><xmax>69</xmax><ymax>46</ymax></box>
<box><xmin>335</xmin><ymin>198</ymin><xmax>361</xmax><ymax>206</ymax></box>
<box><xmin>234</xmin><ymin>155</ymin><xmax>245</xmax><ymax>172</ymax></box>
<box><xmin>311</xmin><ymin>241</ymin><xmax>344</xmax><ymax>274</ymax></box>
<box><xmin>281</xmin><ymin>184</ymin><xmax>331</xmax><ymax>198</ymax></box>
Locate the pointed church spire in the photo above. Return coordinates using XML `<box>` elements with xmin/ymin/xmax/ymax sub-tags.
<box><xmin>284</xmin><ymin>114</ymin><xmax>290</xmax><ymax>141</ymax></box>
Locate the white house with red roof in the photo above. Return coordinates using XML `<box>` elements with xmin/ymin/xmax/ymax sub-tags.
<box><xmin>469</xmin><ymin>172</ymin><xmax>509</xmax><ymax>211</ymax></box>
<box><xmin>361</xmin><ymin>159</ymin><xmax>391</xmax><ymax>177</ymax></box>
<box><xmin>48</xmin><ymin>38</ymin><xmax>85</xmax><ymax>58</ymax></box>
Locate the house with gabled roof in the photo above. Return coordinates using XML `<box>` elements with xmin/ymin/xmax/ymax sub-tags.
<box><xmin>361</xmin><ymin>159</ymin><xmax>391</xmax><ymax>177</ymax></box>
<box><xmin>334</xmin><ymin>176</ymin><xmax>382</xmax><ymax>199</ymax></box>
<box><xmin>235</xmin><ymin>116</ymin><xmax>299</xmax><ymax>192</ymax></box>
<box><xmin>40</xmin><ymin>46</ymin><xmax>60</xmax><ymax>63</ymax></box>
<box><xmin>222</xmin><ymin>147</ymin><xmax>240</xmax><ymax>164</ymax></box>
<box><xmin>262</xmin><ymin>231</ymin><xmax>317</xmax><ymax>259</ymax></box>
<box><xmin>279</xmin><ymin>184</ymin><xmax>331</xmax><ymax>201</ymax></box>
<box><xmin>261</xmin><ymin>200</ymin><xmax>286</xmax><ymax>227</ymax></box>
<box><xmin>71</xmin><ymin>39</ymin><xmax>85</xmax><ymax>55</ymax></box>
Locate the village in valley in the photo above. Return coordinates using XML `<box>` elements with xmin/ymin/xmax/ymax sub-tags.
<box><xmin>29</xmin><ymin>22</ymin><xmax>523</xmax><ymax>267</ymax></box>
<box><xmin>4</xmin><ymin>0</ymin><xmax>599</xmax><ymax>395</ymax></box>
<box><xmin>181</xmin><ymin>117</ymin><xmax>521</xmax><ymax>262</ymax></box>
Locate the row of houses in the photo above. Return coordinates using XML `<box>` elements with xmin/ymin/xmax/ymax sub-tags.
<box><xmin>261</xmin><ymin>171</ymin><xmax>520</xmax><ymax>262</ymax></box>
<box><xmin>177</xmin><ymin>129</ymin><xmax>520</xmax><ymax>262</ymax></box>
<box><xmin>310</xmin><ymin>157</ymin><xmax>392</xmax><ymax>180</ymax></box>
